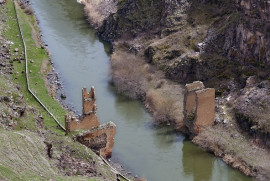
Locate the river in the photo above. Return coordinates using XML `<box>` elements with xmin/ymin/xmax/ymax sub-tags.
<box><xmin>30</xmin><ymin>0</ymin><xmax>252</xmax><ymax>180</ymax></box>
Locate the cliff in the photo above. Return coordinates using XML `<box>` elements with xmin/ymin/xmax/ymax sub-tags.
<box><xmin>93</xmin><ymin>0</ymin><xmax>270</xmax><ymax>84</ymax></box>
<box><xmin>94</xmin><ymin>0</ymin><xmax>270</xmax><ymax>134</ymax></box>
<box><xmin>82</xmin><ymin>0</ymin><xmax>270</xmax><ymax>179</ymax></box>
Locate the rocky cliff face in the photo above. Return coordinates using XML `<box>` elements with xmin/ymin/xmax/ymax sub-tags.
<box><xmin>97</xmin><ymin>0</ymin><xmax>270</xmax><ymax>86</ymax></box>
<box><xmin>99</xmin><ymin>0</ymin><xmax>163</xmax><ymax>41</ymax></box>
<box><xmin>207</xmin><ymin>0</ymin><xmax>270</xmax><ymax>65</ymax></box>
<box><xmin>86</xmin><ymin>0</ymin><xmax>270</xmax><ymax>134</ymax></box>
<box><xmin>81</xmin><ymin>0</ymin><xmax>270</xmax><ymax>178</ymax></box>
<box><xmin>233</xmin><ymin>76</ymin><xmax>270</xmax><ymax>148</ymax></box>
<box><xmin>98</xmin><ymin>0</ymin><xmax>190</xmax><ymax>41</ymax></box>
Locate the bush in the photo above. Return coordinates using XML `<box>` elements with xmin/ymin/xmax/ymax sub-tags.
<box><xmin>19</xmin><ymin>2</ymin><xmax>26</xmax><ymax>9</ymax></box>
<box><xmin>146</xmin><ymin>89</ymin><xmax>177</xmax><ymax>123</ymax></box>
<box><xmin>111</xmin><ymin>50</ymin><xmax>147</xmax><ymax>99</ymax></box>
<box><xmin>24</xmin><ymin>7</ymin><xmax>33</xmax><ymax>15</ymax></box>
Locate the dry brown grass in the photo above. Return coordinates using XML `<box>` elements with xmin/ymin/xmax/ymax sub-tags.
<box><xmin>193</xmin><ymin>105</ymin><xmax>270</xmax><ymax>179</ymax></box>
<box><xmin>111</xmin><ymin>50</ymin><xmax>148</xmax><ymax>99</ymax></box>
<box><xmin>84</xmin><ymin>2</ymin><xmax>104</xmax><ymax>28</ymax></box>
<box><xmin>194</xmin><ymin>124</ymin><xmax>270</xmax><ymax>179</ymax></box>
<box><xmin>82</xmin><ymin>0</ymin><xmax>117</xmax><ymax>28</ymax></box>
<box><xmin>145</xmin><ymin>89</ymin><xmax>178</xmax><ymax>123</ymax></box>
<box><xmin>111</xmin><ymin>49</ymin><xmax>185</xmax><ymax>126</ymax></box>
<box><xmin>135</xmin><ymin>178</ymin><xmax>147</xmax><ymax>181</ymax></box>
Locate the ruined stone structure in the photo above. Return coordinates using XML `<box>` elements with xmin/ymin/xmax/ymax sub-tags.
<box><xmin>184</xmin><ymin>81</ymin><xmax>215</xmax><ymax>135</ymax></box>
<box><xmin>65</xmin><ymin>87</ymin><xmax>116</xmax><ymax>158</ymax></box>
<box><xmin>65</xmin><ymin>87</ymin><xmax>100</xmax><ymax>133</ymax></box>
<box><xmin>76</xmin><ymin>122</ymin><xmax>116</xmax><ymax>158</ymax></box>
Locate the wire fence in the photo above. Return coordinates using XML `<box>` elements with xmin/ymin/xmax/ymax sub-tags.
<box><xmin>13</xmin><ymin>1</ymin><xmax>132</xmax><ymax>180</ymax></box>
<box><xmin>13</xmin><ymin>0</ymin><xmax>66</xmax><ymax>131</ymax></box>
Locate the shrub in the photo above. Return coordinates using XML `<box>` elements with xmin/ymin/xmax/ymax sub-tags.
<box><xmin>111</xmin><ymin>50</ymin><xmax>147</xmax><ymax>99</ymax></box>
<box><xmin>19</xmin><ymin>2</ymin><xmax>26</xmax><ymax>9</ymax></box>
<box><xmin>24</xmin><ymin>7</ymin><xmax>33</xmax><ymax>15</ymax></box>
<box><xmin>146</xmin><ymin>89</ymin><xmax>177</xmax><ymax>123</ymax></box>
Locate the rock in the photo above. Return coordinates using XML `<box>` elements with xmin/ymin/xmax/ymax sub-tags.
<box><xmin>14</xmin><ymin>48</ymin><xmax>19</xmax><ymax>52</ymax></box>
<box><xmin>60</xmin><ymin>93</ymin><xmax>66</xmax><ymax>99</ymax></box>
<box><xmin>3</xmin><ymin>96</ymin><xmax>11</xmax><ymax>102</ymax></box>
<box><xmin>30</xmin><ymin>60</ymin><xmax>34</xmax><ymax>63</ymax></box>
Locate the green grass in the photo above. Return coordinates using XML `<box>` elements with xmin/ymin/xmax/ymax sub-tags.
<box><xmin>0</xmin><ymin>129</ymin><xmax>109</xmax><ymax>181</ymax></box>
<box><xmin>3</xmin><ymin>0</ymin><xmax>67</xmax><ymax>134</ymax></box>
<box><xmin>0</xmin><ymin>2</ymin><xmax>129</xmax><ymax>181</ymax></box>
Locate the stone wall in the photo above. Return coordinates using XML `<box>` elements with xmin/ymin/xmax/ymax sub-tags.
<box><xmin>65</xmin><ymin>87</ymin><xmax>100</xmax><ymax>133</ymax></box>
<box><xmin>184</xmin><ymin>81</ymin><xmax>215</xmax><ymax>135</ymax></box>
<box><xmin>76</xmin><ymin>122</ymin><xmax>116</xmax><ymax>158</ymax></box>
<box><xmin>65</xmin><ymin>114</ymin><xmax>100</xmax><ymax>133</ymax></box>
<box><xmin>65</xmin><ymin>87</ymin><xmax>116</xmax><ymax>158</ymax></box>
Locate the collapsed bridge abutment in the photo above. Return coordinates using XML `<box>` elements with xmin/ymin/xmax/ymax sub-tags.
<box><xmin>65</xmin><ymin>87</ymin><xmax>116</xmax><ymax>158</ymax></box>
<box><xmin>183</xmin><ymin>81</ymin><xmax>215</xmax><ymax>135</ymax></box>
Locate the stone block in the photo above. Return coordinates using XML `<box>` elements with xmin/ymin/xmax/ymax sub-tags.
<box><xmin>194</xmin><ymin>88</ymin><xmax>215</xmax><ymax>134</ymax></box>
<box><xmin>184</xmin><ymin>81</ymin><xmax>205</xmax><ymax>115</ymax></box>
<box><xmin>65</xmin><ymin>86</ymin><xmax>117</xmax><ymax>158</ymax></box>
<box><xmin>76</xmin><ymin>122</ymin><xmax>116</xmax><ymax>158</ymax></box>
<box><xmin>65</xmin><ymin>114</ymin><xmax>100</xmax><ymax>133</ymax></box>
<box><xmin>183</xmin><ymin>81</ymin><xmax>215</xmax><ymax>135</ymax></box>
<box><xmin>185</xmin><ymin>81</ymin><xmax>205</xmax><ymax>92</ymax></box>
<box><xmin>82</xmin><ymin>87</ymin><xmax>96</xmax><ymax>115</ymax></box>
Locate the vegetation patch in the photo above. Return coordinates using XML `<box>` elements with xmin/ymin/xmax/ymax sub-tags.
<box><xmin>3</xmin><ymin>0</ymin><xmax>67</xmax><ymax>134</ymax></box>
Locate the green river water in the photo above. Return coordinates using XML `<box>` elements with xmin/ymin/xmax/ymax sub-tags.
<box><xmin>31</xmin><ymin>0</ymin><xmax>252</xmax><ymax>180</ymax></box>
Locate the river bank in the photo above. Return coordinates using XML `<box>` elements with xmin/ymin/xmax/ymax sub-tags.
<box><xmin>80</xmin><ymin>0</ymin><xmax>270</xmax><ymax>180</ymax></box>
<box><xmin>0</xmin><ymin>1</ymin><xmax>127</xmax><ymax>180</ymax></box>
<box><xmin>28</xmin><ymin>0</ymin><xmax>255</xmax><ymax>180</ymax></box>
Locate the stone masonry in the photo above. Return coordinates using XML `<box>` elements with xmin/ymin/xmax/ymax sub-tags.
<box><xmin>76</xmin><ymin>122</ymin><xmax>116</xmax><ymax>158</ymax></box>
<box><xmin>65</xmin><ymin>87</ymin><xmax>116</xmax><ymax>158</ymax></box>
<box><xmin>184</xmin><ymin>81</ymin><xmax>215</xmax><ymax>135</ymax></box>
<box><xmin>65</xmin><ymin>87</ymin><xmax>100</xmax><ymax>133</ymax></box>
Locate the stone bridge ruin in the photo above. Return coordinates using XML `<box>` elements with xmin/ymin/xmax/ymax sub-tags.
<box><xmin>65</xmin><ymin>87</ymin><xmax>116</xmax><ymax>158</ymax></box>
<box><xmin>183</xmin><ymin>81</ymin><xmax>215</xmax><ymax>135</ymax></box>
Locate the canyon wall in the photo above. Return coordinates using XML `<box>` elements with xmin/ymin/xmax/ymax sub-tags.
<box><xmin>96</xmin><ymin>0</ymin><xmax>270</xmax><ymax>86</ymax></box>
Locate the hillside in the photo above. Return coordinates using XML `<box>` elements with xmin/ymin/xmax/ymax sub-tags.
<box><xmin>0</xmin><ymin>1</ymin><xmax>121</xmax><ymax>180</ymax></box>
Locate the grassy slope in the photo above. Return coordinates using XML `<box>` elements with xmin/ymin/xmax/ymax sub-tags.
<box><xmin>0</xmin><ymin>128</ymin><xmax>117</xmax><ymax>181</ymax></box>
<box><xmin>4</xmin><ymin>0</ymin><xmax>66</xmax><ymax>134</ymax></box>
<box><xmin>0</xmin><ymin>1</ymin><xmax>119</xmax><ymax>180</ymax></box>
